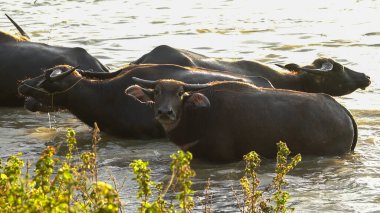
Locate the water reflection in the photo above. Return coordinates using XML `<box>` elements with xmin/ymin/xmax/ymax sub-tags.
<box><xmin>1</xmin><ymin>0</ymin><xmax>380</xmax><ymax>212</ymax></box>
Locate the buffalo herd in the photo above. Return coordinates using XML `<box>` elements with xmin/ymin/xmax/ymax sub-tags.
<box><xmin>1</xmin><ymin>15</ymin><xmax>371</xmax><ymax>162</ymax></box>
<box><xmin>18</xmin><ymin>64</ymin><xmax>271</xmax><ymax>138</ymax></box>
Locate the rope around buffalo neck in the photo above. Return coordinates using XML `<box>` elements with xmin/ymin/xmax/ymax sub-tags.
<box><xmin>22</xmin><ymin>78</ymin><xmax>83</xmax><ymax>108</ymax></box>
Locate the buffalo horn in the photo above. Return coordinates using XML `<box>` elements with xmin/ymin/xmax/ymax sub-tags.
<box><xmin>275</xmin><ymin>63</ymin><xmax>300</xmax><ymax>72</ymax></box>
<box><xmin>5</xmin><ymin>14</ymin><xmax>30</xmax><ymax>39</ymax></box>
<box><xmin>51</xmin><ymin>65</ymin><xmax>80</xmax><ymax>81</ymax></box>
<box><xmin>132</xmin><ymin>77</ymin><xmax>156</xmax><ymax>88</ymax></box>
<box><xmin>275</xmin><ymin>64</ymin><xmax>286</xmax><ymax>69</ymax></box>
<box><xmin>78</xmin><ymin>69</ymin><xmax>123</xmax><ymax>79</ymax></box>
<box><xmin>277</xmin><ymin>61</ymin><xmax>334</xmax><ymax>75</ymax></box>
<box><xmin>183</xmin><ymin>83</ymin><xmax>210</xmax><ymax>91</ymax></box>
<box><xmin>297</xmin><ymin>61</ymin><xmax>334</xmax><ymax>74</ymax></box>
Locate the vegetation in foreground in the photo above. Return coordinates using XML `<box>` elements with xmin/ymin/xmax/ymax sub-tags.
<box><xmin>0</xmin><ymin>125</ymin><xmax>301</xmax><ymax>212</ymax></box>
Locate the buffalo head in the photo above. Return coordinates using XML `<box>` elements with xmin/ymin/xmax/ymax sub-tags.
<box><xmin>19</xmin><ymin>67</ymin><xmax>126</xmax><ymax>112</ymax></box>
<box><xmin>125</xmin><ymin>77</ymin><xmax>210</xmax><ymax>131</ymax></box>
<box><xmin>276</xmin><ymin>58</ymin><xmax>371</xmax><ymax>96</ymax></box>
<box><xmin>18</xmin><ymin>65</ymin><xmax>81</xmax><ymax>108</ymax></box>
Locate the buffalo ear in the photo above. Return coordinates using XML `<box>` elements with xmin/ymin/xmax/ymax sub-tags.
<box><xmin>184</xmin><ymin>93</ymin><xmax>210</xmax><ymax>109</ymax></box>
<box><xmin>125</xmin><ymin>85</ymin><xmax>154</xmax><ymax>104</ymax></box>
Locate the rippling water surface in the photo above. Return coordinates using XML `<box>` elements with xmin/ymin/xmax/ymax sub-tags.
<box><xmin>1</xmin><ymin>0</ymin><xmax>379</xmax><ymax>212</ymax></box>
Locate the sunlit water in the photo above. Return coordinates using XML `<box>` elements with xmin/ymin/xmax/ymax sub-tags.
<box><xmin>1</xmin><ymin>0</ymin><xmax>379</xmax><ymax>212</ymax></box>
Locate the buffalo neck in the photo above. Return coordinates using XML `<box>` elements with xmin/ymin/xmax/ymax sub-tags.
<box><xmin>166</xmin><ymin>107</ymin><xmax>206</xmax><ymax>150</ymax></box>
<box><xmin>236</xmin><ymin>61</ymin><xmax>305</xmax><ymax>91</ymax></box>
<box><xmin>261</xmin><ymin>70</ymin><xmax>305</xmax><ymax>91</ymax></box>
<box><xmin>197</xmin><ymin>59</ymin><xmax>305</xmax><ymax>91</ymax></box>
<box><xmin>62</xmin><ymin>77</ymin><xmax>131</xmax><ymax>129</ymax></box>
<box><xmin>61</xmin><ymin>76</ymin><xmax>163</xmax><ymax>138</ymax></box>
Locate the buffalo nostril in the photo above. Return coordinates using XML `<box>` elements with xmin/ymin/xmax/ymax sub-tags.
<box><xmin>157</xmin><ymin>108</ymin><xmax>174</xmax><ymax>116</ymax></box>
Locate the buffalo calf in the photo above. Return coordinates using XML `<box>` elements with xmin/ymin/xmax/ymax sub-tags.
<box><xmin>126</xmin><ymin>78</ymin><xmax>357</xmax><ymax>163</ymax></box>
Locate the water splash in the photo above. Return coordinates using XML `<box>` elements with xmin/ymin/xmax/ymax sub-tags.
<box><xmin>48</xmin><ymin>112</ymin><xmax>52</xmax><ymax>129</ymax></box>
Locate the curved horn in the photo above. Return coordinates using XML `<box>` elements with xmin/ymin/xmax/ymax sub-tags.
<box><xmin>275</xmin><ymin>63</ymin><xmax>301</xmax><ymax>72</ymax></box>
<box><xmin>296</xmin><ymin>67</ymin><xmax>323</xmax><ymax>75</ymax></box>
<box><xmin>51</xmin><ymin>65</ymin><xmax>80</xmax><ymax>81</ymax></box>
<box><xmin>5</xmin><ymin>14</ymin><xmax>30</xmax><ymax>39</ymax></box>
<box><xmin>183</xmin><ymin>83</ymin><xmax>210</xmax><ymax>91</ymax></box>
<box><xmin>297</xmin><ymin>61</ymin><xmax>334</xmax><ymax>74</ymax></box>
<box><xmin>300</xmin><ymin>62</ymin><xmax>334</xmax><ymax>74</ymax></box>
<box><xmin>277</xmin><ymin>61</ymin><xmax>333</xmax><ymax>75</ymax></box>
<box><xmin>78</xmin><ymin>69</ymin><xmax>123</xmax><ymax>79</ymax></box>
<box><xmin>275</xmin><ymin>64</ymin><xmax>286</xmax><ymax>69</ymax></box>
<box><xmin>132</xmin><ymin>77</ymin><xmax>156</xmax><ymax>88</ymax></box>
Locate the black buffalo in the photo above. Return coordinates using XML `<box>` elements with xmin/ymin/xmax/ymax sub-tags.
<box><xmin>126</xmin><ymin>78</ymin><xmax>357</xmax><ymax>162</ymax></box>
<box><xmin>0</xmin><ymin>14</ymin><xmax>109</xmax><ymax>107</ymax></box>
<box><xmin>132</xmin><ymin>45</ymin><xmax>371</xmax><ymax>96</ymax></box>
<box><xmin>18</xmin><ymin>64</ymin><xmax>270</xmax><ymax>138</ymax></box>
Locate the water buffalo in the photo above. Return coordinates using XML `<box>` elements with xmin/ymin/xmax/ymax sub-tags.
<box><xmin>0</xmin><ymin>14</ymin><xmax>109</xmax><ymax>107</ymax></box>
<box><xmin>18</xmin><ymin>64</ymin><xmax>271</xmax><ymax>138</ymax></box>
<box><xmin>131</xmin><ymin>45</ymin><xmax>371</xmax><ymax>96</ymax></box>
<box><xmin>126</xmin><ymin>78</ymin><xmax>357</xmax><ymax>162</ymax></box>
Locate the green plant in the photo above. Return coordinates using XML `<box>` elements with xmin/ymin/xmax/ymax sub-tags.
<box><xmin>240</xmin><ymin>151</ymin><xmax>269</xmax><ymax>213</ymax></box>
<box><xmin>0</xmin><ymin>125</ymin><xmax>121</xmax><ymax>213</ymax></box>
<box><xmin>238</xmin><ymin>141</ymin><xmax>302</xmax><ymax>213</ymax></box>
<box><xmin>1</xmin><ymin>124</ymin><xmax>301</xmax><ymax>213</ymax></box>
<box><xmin>130</xmin><ymin>159</ymin><xmax>154</xmax><ymax>212</ymax></box>
<box><xmin>170</xmin><ymin>151</ymin><xmax>195</xmax><ymax>213</ymax></box>
<box><xmin>271</xmin><ymin>142</ymin><xmax>302</xmax><ymax>213</ymax></box>
<box><xmin>129</xmin><ymin>150</ymin><xmax>196</xmax><ymax>213</ymax></box>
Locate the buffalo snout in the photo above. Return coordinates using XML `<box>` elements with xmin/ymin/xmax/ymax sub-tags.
<box><xmin>347</xmin><ymin>68</ymin><xmax>371</xmax><ymax>90</ymax></box>
<box><xmin>359</xmin><ymin>73</ymin><xmax>371</xmax><ymax>90</ymax></box>
<box><xmin>24</xmin><ymin>96</ymin><xmax>56</xmax><ymax>112</ymax></box>
<box><xmin>156</xmin><ymin>107</ymin><xmax>177</xmax><ymax>122</ymax></box>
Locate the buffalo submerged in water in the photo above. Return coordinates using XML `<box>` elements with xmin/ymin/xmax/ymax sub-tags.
<box><xmin>132</xmin><ymin>45</ymin><xmax>371</xmax><ymax>96</ymax></box>
<box><xmin>126</xmin><ymin>78</ymin><xmax>358</xmax><ymax>162</ymax></box>
<box><xmin>18</xmin><ymin>64</ymin><xmax>271</xmax><ymax>138</ymax></box>
<box><xmin>0</xmin><ymin>14</ymin><xmax>109</xmax><ymax>107</ymax></box>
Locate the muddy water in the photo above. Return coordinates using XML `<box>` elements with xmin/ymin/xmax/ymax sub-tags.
<box><xmin>1</xmin><ymin>0</ymin><xmax>379</xmax><ymax>212</ymax></box>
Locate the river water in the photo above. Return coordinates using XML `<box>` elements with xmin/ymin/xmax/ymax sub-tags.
<box><xmin>0</xmin><ymin>0</ymin><xmax>379</xmax><ymax>212</ymax></box>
